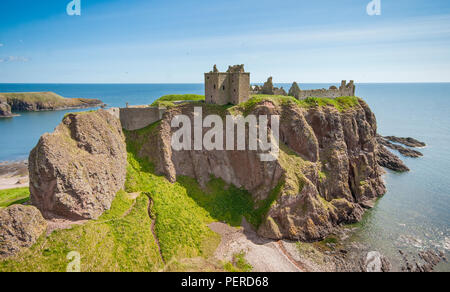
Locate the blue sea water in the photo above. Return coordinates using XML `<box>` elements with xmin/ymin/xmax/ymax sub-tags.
<box><xmin>0</xmin><ymin>83</ymin><xmax>449</xmax><ymax>271</ymax></box>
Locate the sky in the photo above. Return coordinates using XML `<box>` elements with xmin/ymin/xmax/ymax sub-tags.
<box><xmin>0</xmin><ymin>0</ymin><xmax>450</xmax><ymax>83</ymax></box>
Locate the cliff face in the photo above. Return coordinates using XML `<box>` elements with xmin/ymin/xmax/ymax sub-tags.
<box><xmin>129</xmin><ymin>99</ymin><xmax>387</xmax><ymax>241</ymax></box>
<box><xmin>26</xmin><ymin>97</ymin><xmax>389</xmax><ymax>241</ymax></box>
<box><xmin>29</xmin><ymin>110</ymin><xmax>127</xmax><ymax>220</ymax></box>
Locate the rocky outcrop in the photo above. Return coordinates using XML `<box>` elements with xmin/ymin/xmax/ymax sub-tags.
<box><xmin>29</xmin><ymin>110</ymin><xmax>127</xmax><ymax>220</ymax></box>
<box><xmin>127</xmin><ymin>99</ymin><xmax>388</xmax><ymax>241</ymax></box>
<box><xmin>384</xmin><ymin>136</ymin><xmax>426</xmax><ymax>148</ymax></box>
<box><xmin>0</xmin><ymin>205</ymin><xmax>47</xmax><ymax>258</ymax></box>
<box><xmin>376</xmin><ymin>144</ymin><xmax>410</xmax><ymax>172</ymax></box>
<box><xmin>0</xmin><ymin>101</ymin><xmax>13</xmax><ymax>118</ymax></box>
<box><xmin>377</xmin><ymin>136</ymin><xmax>423</xmax><ymax>158</ymax></box>
<box><xmin>399</xmin><ymin>249</ymin><xmax>447</xmax><ymax>272</ymax></box>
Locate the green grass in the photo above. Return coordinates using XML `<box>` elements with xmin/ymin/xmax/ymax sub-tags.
<box><xmin>223</xmin><ymin>252</ymin><xmax>253</xmax><ymax>272</ymax></box>
<box><xmin>0</xmin><ymin>187</ymin><xmax>30</xmax><ymax>208</ymax></box>
<box><xmin>235</xmin><ymin>95</ymin><xmax>360</xmax><ymax>116</ymax></box>
<box><xmin>125</xmin><ymin>150</ymin><xmax>221</xmax><ymax>261</ymax></box>
<box><xmin>318</xmin><ymin>170</ymin><xmax>327</xmax><ymax>183</ymax></box>
<box><xmin>124</xmin><ymin>120</ymin><xmax>283</xmax><ymax>231</ymax></box>
<box><xmin>0</xmin><ymin>190</ymin><xmax>164</xmax><ymax>272</ymax></box>
<box><xmin>151</xmin><ymin>94</ymin><xmax>205</xmax><ymax>107</ymax></box>
<box><xmin>124</xmin><ymin>137</ymin><xmax>279</xmax><ymax>261</ymax></box>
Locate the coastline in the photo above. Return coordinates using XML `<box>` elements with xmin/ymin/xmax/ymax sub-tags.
<box><xmin>0</xmin><ymin>160</ymin><xmax>29</xmax><ymax>190</ymax></box>
<box><xmin>0</xmin><ymin>103</ymin><xmax>104</xmax><ymax>118</ymax></box>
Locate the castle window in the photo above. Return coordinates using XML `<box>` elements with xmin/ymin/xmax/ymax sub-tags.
<box><xmin>214</xmin><ymin>84</ymin><xmax>216</xmax><ymax>89</ymax></box>
<box><xmin>222</xmin><ymin>86</ymin><xmax>225</xmax><ymax>90</ymax></box>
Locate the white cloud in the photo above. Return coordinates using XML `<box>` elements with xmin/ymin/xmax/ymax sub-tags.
<box><xmin>0</xmin><ymin>43</ymin><xmax>4</xmax><ymax>47</ymax></box>
<box><xmin>0</xmin><ymin>56</ymin><xmax>30</xmax><ymax>63</ymax></box>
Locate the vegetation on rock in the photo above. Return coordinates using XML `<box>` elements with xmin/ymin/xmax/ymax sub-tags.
<box><xmin>151</xmin><ymin>94</ymin><xmax>205</xmax><ymax>107</ymax></box>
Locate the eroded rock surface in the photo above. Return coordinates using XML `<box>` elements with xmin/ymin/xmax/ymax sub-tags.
<box><xmin>0</xmin><ymin>101</ymin><xmax>13</xmax><ymax>117</ymax></box>
<box><xmin>376</xmin><ymin>143</ymin><xmax>410</xmax><ymax>172</ymax></box>
<box><xmin>127</xmin><ymin>99</ymin><xmax>388</xmax><ymax>241</ymax></box>
<box><xmin>377</xmin><ymin>135</ymin><xmax>423</xmax><ymax>158</ymax></box>
<box><xmin>384</xmin><ymin>136</ymin><xmax>426</xmax><ymax>148</ymax></box>
<box><xmin>0</xmin><ymin>205</ymin><xmax>47</xmax><ymax>258</ymax></box>
<box><xmin>29</xmin><ymin>110</ymin><xmax>127</xmax><ymax>220</ymax></box>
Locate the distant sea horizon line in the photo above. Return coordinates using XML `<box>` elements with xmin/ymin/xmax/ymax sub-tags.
<box><xmin>1</xmin><ymin>82</ymin><xmax>450</xmax><ymax>85</ymax></box>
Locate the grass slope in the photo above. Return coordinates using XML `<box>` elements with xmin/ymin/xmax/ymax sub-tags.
<box><xmin>0</xmin><ymin>187</ymin><xmax>30</xmax><ymax>208</ymax></box>
<box><xmin>151</xmin><ymin>94</ymin><xmax>205</xmax><ymax>107</ymax></box>
<box><xmin>0</xmin><ymin>191</ymin><xmax>163</xmax><ymax>272</ymax></box>
<box><xmin>234</xmin><ymin>95</ymin><xmax>360</xmax><ymax>116</ymax></box>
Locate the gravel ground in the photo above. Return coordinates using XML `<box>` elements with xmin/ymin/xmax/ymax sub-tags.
<box><xmin>209</xmin><ymin>220</ymin><xmax>303</xmax><ymax>272</ymax></box>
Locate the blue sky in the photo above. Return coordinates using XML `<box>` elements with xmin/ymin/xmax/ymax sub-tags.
<box><xmin>0</xmin><ymin>0</ymin><xmax>450</xmax><ymax>83</ymax></box>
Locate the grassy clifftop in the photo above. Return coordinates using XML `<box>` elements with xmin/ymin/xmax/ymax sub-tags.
<box><xmin>151</xmin><ymin>94</ymin><xmax>205</xmax><ymax>107</ymax></box>
<box><xmin>0</xmin><ymin>92</ymin><xmax>103</xmax><ymax>112</ymax></box>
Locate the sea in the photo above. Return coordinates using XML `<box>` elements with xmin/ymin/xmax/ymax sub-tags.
<box><xmin>0</xmin><ymin>83</ymin><xmax>449</xmax><ymax>271</ymax></box>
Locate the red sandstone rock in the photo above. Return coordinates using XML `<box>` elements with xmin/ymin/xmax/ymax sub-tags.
<box><xmin>28</xmin><ymin>110</ymin><xmax>127</xmax><ymax>220</ymax></box>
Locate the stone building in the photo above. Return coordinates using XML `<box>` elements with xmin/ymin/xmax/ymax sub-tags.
<box><xmin>205</xmin><ymin>65</ymin><xmax>250</xmax><ymax>105</ymax></box>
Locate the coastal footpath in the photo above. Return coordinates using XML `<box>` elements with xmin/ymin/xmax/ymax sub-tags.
<box><xmin>0</xmin><ymin>92</ymin><xmax>103</xmax><ymax>118</ymax></box>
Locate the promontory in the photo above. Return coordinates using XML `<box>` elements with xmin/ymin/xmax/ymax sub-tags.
<box><xmin>0</xmin><ymin>92</ymin><xmax>103</xmax><ymax>118</ymax></box>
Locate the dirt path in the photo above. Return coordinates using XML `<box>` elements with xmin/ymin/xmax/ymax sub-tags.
<box><xmin>209</xmin><ymin>220</ymin><xmax>304</xmax><ymax>272</ymax></box>
<box><xmin>147</xmin><ymin>197</ymin><xmax>165</xmax><ymax>264</ymax></box>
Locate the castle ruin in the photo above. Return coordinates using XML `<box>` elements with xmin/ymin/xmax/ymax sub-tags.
<box><xmin>205</xmin><ymin>65</ymin><xmax>250</xmax><ymax>105</ymax></box>
<box><xmin>112</xmin><ymin>65</ymin><xmax>357</xmax><ymax>131</ymax></box>
<box><xmin>252</xmin><ymin>77</ymin><xmax>355</xmax><ymax>100</ymax></box>
<box><xmin>206</xmin><ymin>65</ymin><xmax>356</xmax><ymax>105</ymax></box>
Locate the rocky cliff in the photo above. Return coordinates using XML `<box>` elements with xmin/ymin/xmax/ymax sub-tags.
<box><xmin>29</xmin><ymin>110</ymin><xmax>127</xmax><ymax>220</ymax></box>
<box><xmin>24</xmin><ymin>96</ymin><xmax>405</xmax><ymax>242</ymax></box>
<box><xmin>0</xmin><ymin>92</ymin><xmax>103</xmax><ymax>117</ymax></box>
<box><xmin>127</xmin><ymin>98</ymin><xmax>388</xmax><ymax>241</ymax></box>
<box><xmin>0</xmin><ymin>101</ymin><xmax>13</xmax><ymax>118</ymax></box>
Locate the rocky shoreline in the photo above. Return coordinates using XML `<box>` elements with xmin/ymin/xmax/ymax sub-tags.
<box><xmin>0</xmin><ymin>161</ymin><xmax>29</xmax><ymax>190</ymax></box>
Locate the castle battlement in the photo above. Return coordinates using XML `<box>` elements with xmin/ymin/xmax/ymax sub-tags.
<box><xmin>205</xmin><ymin>64</ymin><xmax>250</xmax><ymax>105</ymax></box>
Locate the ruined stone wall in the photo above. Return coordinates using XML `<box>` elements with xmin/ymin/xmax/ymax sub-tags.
<box><xmin>117</xmin><ymin>107</ymin><xmax>165</xmax><ymax>131</ymax></box>
<box><xmin>298</xmin><ymin>88</ymin><xmax>343</xmax><ymax>99</ymax></box>
<box><xmin>297</xmin><ymin>80</ymin><xmax>355</xmax><ymax>99</ymax></box>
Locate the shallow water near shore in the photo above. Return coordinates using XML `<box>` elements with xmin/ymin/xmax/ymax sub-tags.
<box><xmin>0</xmin><ymin>83</ymin><xmax>449</xmax><ymax>271</ymax></box>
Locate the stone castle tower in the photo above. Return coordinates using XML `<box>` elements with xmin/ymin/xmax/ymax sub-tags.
<box><xmin>205</xmin><ymin>65</ymin><xmax>250</xmax><ymax>105</ymax></box>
